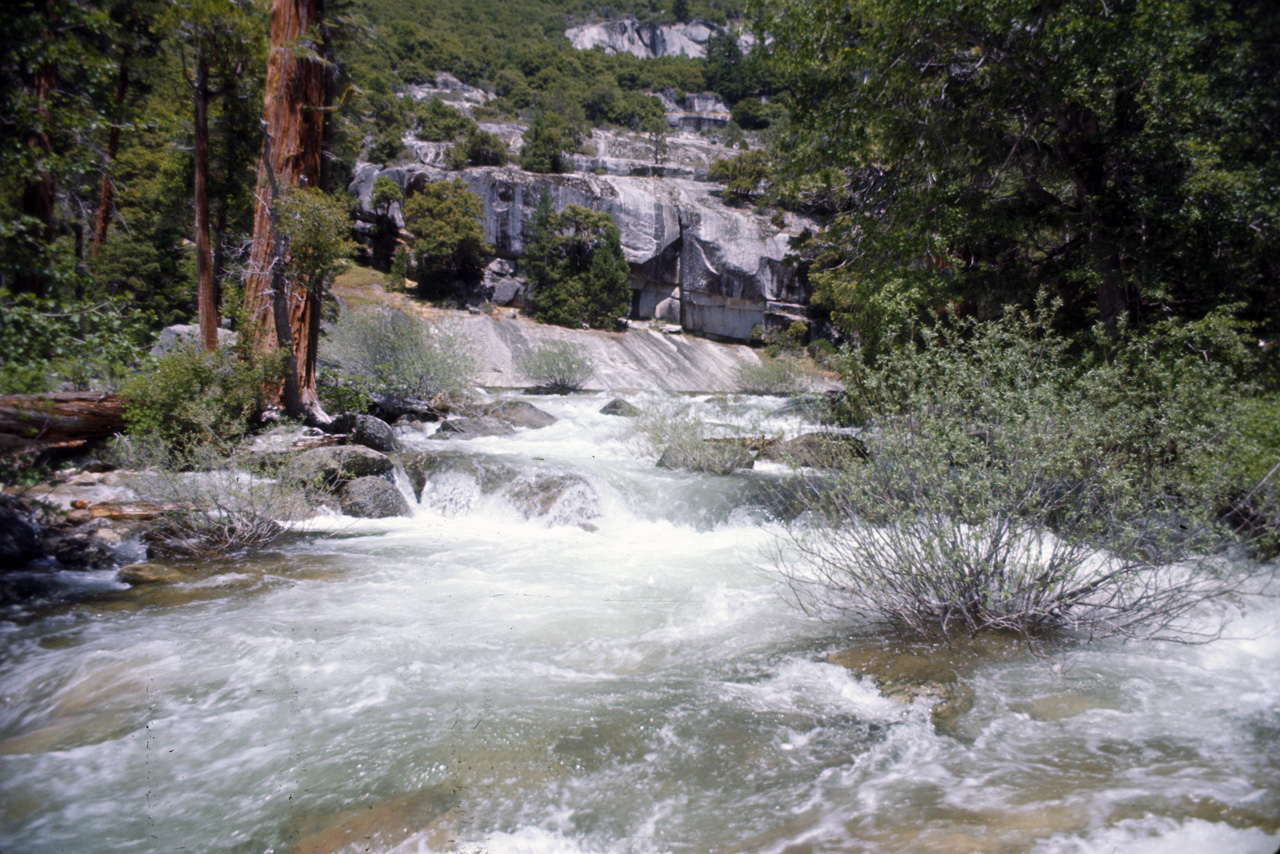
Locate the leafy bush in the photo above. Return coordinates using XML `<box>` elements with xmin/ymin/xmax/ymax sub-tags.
<box><xmin>519</xmin><ymin>111</ymin><xmax>575</xmax><ymax>174</ymax></box>
<box><xmin>776</xmin><ymin>301</ymin><xmax>1257</xmax><ymax>642</ymax></box>
<box><xmin>413</xmin><ymin>97</ymin><xmax>476</xmax><ymax>142</ymax></box>
<box><xmin>709</xmin><ymin>150</ymin><xmax>771</xmax><ymax>205</ymax></box>
<box><xmin>734</xmin><ymin>355</ymin><xmax>812</xmax><ymax>395</ymax></box>
<box><xmin>120</xmin><ymin>347</ymin><xmax>280</xmax><ymax>451</ymax></box>
<box><xmin>517</xmin><ymin>340</ymin><xmax>595</xmax><ymax>394</ymax></box>
<box><xmin>323</xmin><ymin>307</ymin><xmax>477</xmax><ymax>403</ymax></box>
<box><xmin>0</xmin><ymin>289</ymin><xmax>154</xmax><ymax>393</ymax></box>
<box><xmin>447</xmin><ymin>127</ymin><xmax>509</xmax><ymax>169</ymax></box>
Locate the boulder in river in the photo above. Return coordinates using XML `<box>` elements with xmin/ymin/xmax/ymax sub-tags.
<box><xmin>297</xmin><ymin>446</ymin><xmax>395</xmax><ymax>488</ymax></box>
<box><xmin>431</xmin><ymin>416</ymin><xmax>517</xmax><ymax>440</ymax></box>
<box><xmin>476</xmin><ymin>400</ymin><xmax>557</xmax><ymax>429</ymax></box>
<box><xmin>600</xmin><ymin>398</ymin><xmax>642</xmax><ymax>417</ymax></box>
<box><xmin>758</xmin><ymin>432</ymin><xmax>869</xmax><ymax>468</ymax></box>
<box><xmin>339</xmin><ymin>476</ymin><xmax>413</xmax><ymax>519</ymax></box>
<box><xmin>326</xmin><ymin>413</ymin><xmax>402</xmax><ymax>453</ymax></box>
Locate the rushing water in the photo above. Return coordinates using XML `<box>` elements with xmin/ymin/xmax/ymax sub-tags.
<box><xmin>2</xmin><ymin>393</ymin><xmax>1278</xmax><ymax>854</ymax></box>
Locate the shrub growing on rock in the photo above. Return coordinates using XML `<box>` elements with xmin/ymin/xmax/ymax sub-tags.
<box><xmin>323</xmin><ymin>307</ymin><xmax>477</xmax><ymax>406</ymax></box>
<box><xmin>775</xmin><ymin>300</ymin><xmax>1262</xmax><ymax>642</ymax></box>
<box><xmin>734</xmin><ymin>355</ymin><xmax>811</xmax><ymax>395</ymax></box>
<box><xmin>517</xmin><ymin>341</ymin><xmax>595</xmax><ymax>394</ymax></box>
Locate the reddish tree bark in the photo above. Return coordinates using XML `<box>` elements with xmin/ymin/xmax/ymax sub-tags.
<box><xmin>90</xmin><ymin>8</ymin><xmax>135</xmax><ymax>260</ymax></box>
<box><xmin>240</xmin><ymin>0</ymin><xmax>327</xmax><ymax>420</ymax></box>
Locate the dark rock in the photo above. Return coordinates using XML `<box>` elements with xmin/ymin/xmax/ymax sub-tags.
<box><xmin>328</xmin><ymin>413</ymin><xmax>401</xmax><ymax>453</ymax></box>
<box><xmin>0</xmin><ymin>497</ymin><xmax>43</xmax><ymax>569</ymax></box>
<box><xmin>759</xmin><ymin>432</ymin><xmax>868</xmax><ymax>468</ymax></box>
<box><xmin>430</xmin><ymin>416</ymin><xmax>517</xmax><ymax>440</ymax></box>
<box><xmin>478</xmin><ymin>400</ymin><xmax>557</xmax><ymax>429</ymax></box>
<box><xmin>297</xmin><ymin>445</ymin><xmax>395</xmax><ymax>489</ymax></box>
<box><xmin>339</xmin><ymin>476</ymin><xmax>414</xmax><ymax>518</ymax></box>
<box><xmin>600</xmin><ymin>398</ymin><xmax>642</xmax><ymax>417</ymax></box>
<box><xmin>82</xmin><ymin>459</ymin><xmax>117</xmax><ymax>473</ymax></box>
<box><xmin>367</xmin><ymin>392</ymin><xmax>449</xmax><ymax>423</ymax></box>
<box><xmin>46</xmin><ymin>532</ymin><xmax>116</xmax><ymax>568</ymax></box>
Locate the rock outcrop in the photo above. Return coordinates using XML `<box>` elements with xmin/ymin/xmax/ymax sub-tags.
<box><xmin>352</xmin><ymin>154</ymin><xmax>814</xmax><ymax>342</ymax></box>
<box><xmin>564</xmin><ymin>19</ymin><xmax>751</xmax><ymax>60</ymax></box>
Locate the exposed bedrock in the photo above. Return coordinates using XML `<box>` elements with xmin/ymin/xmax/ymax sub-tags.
<box><xmin>352</xmin><ymin>156</ymin><xmax>814</xmax><ymax>342</ymax></box>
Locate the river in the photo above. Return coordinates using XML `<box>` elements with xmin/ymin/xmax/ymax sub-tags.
<box><xmin>2</xmin><ymin>392</ymin><xmax>1278</xmax><ymax>853</ymax></box>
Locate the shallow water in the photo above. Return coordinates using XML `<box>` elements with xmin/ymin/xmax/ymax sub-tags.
<box><xmin>1</xmin><ymin>393</ymin><xmax>1277</xmax><ymax>854</ymax></box>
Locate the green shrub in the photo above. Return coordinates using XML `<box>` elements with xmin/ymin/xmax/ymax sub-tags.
<box><xmin>734</xmin><ymin>355</ymin><xmax>812</xmax><ymax>395</ymax></box>
<box><xmin>403</xmin><ymin>178</ymin><xmax>492</xmax><ymax>283</ymax></box>
<box><xmin>120</xmin><ymin>347</ymin><xmax>280</xmax><ymax>451</ymax></box>
<box><xmin>446</xmin><ymin>127</ymin><xmax>509</xmax><ymax>169</ymax></box>
<box><xmin>776</xmin><ymin>299</ymin><xmax>1258</xmax><ymax>642</ymax></box>
<box><xmin>517</xmin><ymin>340</ymin><xmax>595</xmax><ymax>394</ymax></box>
<box><xmin>324</xmin><ymin>306</ymin><xmax>477</xmax><ymax>403</ymax></box>
<box><xmin>0</xmin><ymin>288</ymin><xmax>153</xmax><ymax>394</ymax></box>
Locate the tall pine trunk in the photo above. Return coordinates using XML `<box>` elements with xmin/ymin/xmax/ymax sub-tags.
<box><xmin>241</xmin><ymin>0</ymin><xmax>327</xmax><ymax>421</ymax></box>
<box><xmin>193</xmin><ymin>55</ymin><xmax>218</xmax><ymax>353</ymax></box>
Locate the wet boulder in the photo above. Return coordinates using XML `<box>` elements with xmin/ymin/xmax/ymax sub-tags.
<box><xmin>339</xmin><ymin>476</ymin><xmax>413</xmax><ymax>519</ymax></box>
<box><xmin>656</xmin><ymin>441</ymin><xmax>754</xmax><ymax>474</ymax></box>
<box><xmin>759</xmin><ymin>432</ymin><xmax>868</xmax><ymax>468</ymax></box>
<box><xmin>297</xmin><ymin>445</ymin><xmax>395</xmax><ymax>489</ymax></box>
<box><xmin>430</xmin><ymin>416</ymin><xmax>517</xmax><ymax>440</ymax></box>
<box><xmin>477</xmin><ymin>400</ymin><xmax>557</xmax><ymax>429</ymax></box>
<box><xmin>600</xmin><ymin>398</ymin><xmax>642</xmax><ymax>417</ymax></box>
<box><xmin>505</xmin><ymin>474</ymin><xmax>600</xmax><ymax>524</ymax></box>
<box><xmin>401</xmin><ymin>452</ymin><xmax>518</xmax><ymax>500</ymax></box>
<box><xmin>327</xmin><ymin>413</ymin><xmax>402</xmax><ymax>453</ymax></box>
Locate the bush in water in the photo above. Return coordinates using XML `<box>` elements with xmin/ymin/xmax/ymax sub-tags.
<box><xmin>633</xmin><ymin>396</ymin><xmax>768</xmax><ymax>474</ymax></box>
<box><xmin>110</xmin><ymin>433</ymin><xmax>325</xmax><ymax>558</ymax></box>
<box><xmin>775</xmin><ymin>298</ymin><xmax>1266</xmax><ymax>642</ymax></box>
<box><xmin>517</xmin><ymin>340</ymin><xmax>595</xmax><ymax>394</ymax></box>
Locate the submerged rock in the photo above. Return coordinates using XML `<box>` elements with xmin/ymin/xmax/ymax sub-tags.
<box><xmin>339</xmin><ymin>476</ymin><xmax>413</xmax><ymax>519</ymax></box>
<box><xmin>506</xmin><ymin>474</ymin><xmax>600</xmax><ymax>523</ymax></box>
<box><xmin>118</xmin><ymin>562</ymin><xmax>186</xmax><ymax>585</ymax></box>
<box><xmin>401</xmin><ymin>452</ymin><xmax>519</xmax><ymax>500</ymax></box>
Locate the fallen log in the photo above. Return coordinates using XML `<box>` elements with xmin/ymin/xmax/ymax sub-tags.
<box><xmin>0</xmin><ymin>392</ymin><xmax>125</xmax><ymax>447</ymax></box>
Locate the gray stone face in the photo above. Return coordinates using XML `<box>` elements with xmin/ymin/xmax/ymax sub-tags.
<box><xmin>564</xmin><ymin>19</ymin><xmax>751</xmax><ymax>60</ymax></box>
<box><xmin>351</xmin><ymin>152</ymin><xmax>814</xmax><ymax>342</ymax></box>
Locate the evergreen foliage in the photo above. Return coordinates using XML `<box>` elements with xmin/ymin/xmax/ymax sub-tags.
<box><xmin>402</xmin><ymin>178</ymin><xmax>492</xmax><ymax>283</ymax></box>
<box><xmin>519</xmin><ymin>111</ymin><xmax>576</xmax><ymax>174</ymax></box>
<box><xmin>525</xmin><ymin>194</ymin><xmax>631</xmax><ymax>330</ymax></box>
<box><xmin>761</xmin><ymin>0</ymin><xmax>1280</xmax><ymax>343</ymax></box>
